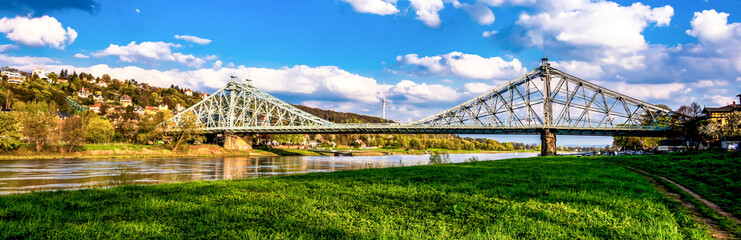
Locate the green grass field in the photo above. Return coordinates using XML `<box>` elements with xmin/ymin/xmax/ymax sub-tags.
<box><xmin>0</xmin><ymin>156</ymin><xmax>711</xmax><ymax>239</ymax></box>
<box><xmin>608</xmin><ymin>151</ymin><xmax>741</xmax><ymax>218</ymax></box>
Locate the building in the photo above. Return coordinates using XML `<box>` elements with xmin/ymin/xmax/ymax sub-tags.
<box><xmin>201</xmin><ymin>93</ymin><xmax>209</xmax><ymax>99</ymax></box>
<box><xmin>77</xmin><ymin>88</ymin><xmax>91</xmax><ymax>98</ymax></box>
<box><xmin>93</xmin><ymin>95</ymin><xmax>104</xmax><ymax>102</ymax></box>
<box><xmin>134</xmin><ymin>107</ymin><xmax>145</xmax><ymax>116</ymax></box>
<box><xmin>185</xmin><ymin>89</ymin><xmax>193</xmax><ymax>96</ymax></box>
<box><xmin>120</xmin><ymin>94</ymin><xmax>132</xmax><ymax>107</ymax></box>
<box><xmin>58</xmin><ymin>78</ymin><xmax>68</xmax><ymax>84</ymax></box>
<box><xmin>703</xmin><ymin>94</ymin><xmax>741</xmax><ymax>125</ymax></box>
<box><xmin>145</xmin><ymin>106</ymin><xmax>158</xmax><ymax>115</ymax></box>
<box><xmin>1</xmin><ymin>71</ymin><xmax>24</xmax><ymax>84</ymax></box>
<box><xmin>96</xmin><ymin>80</ymin><xmax>108</xmax><ymax>88</ymax></box>
<box><xmin>32</xmin><ymin>68</ymin><xmax>47</xmax><ymax>81</ymax></box>
<box><xmin>175</xmin><ymin>103</ymin><xmax>185</xmax><ymax>112</ymax></box>
<box><xmin>90</xmin><ymin>103</ymin><xmax>102</xmax><ymax>114</ymax></box>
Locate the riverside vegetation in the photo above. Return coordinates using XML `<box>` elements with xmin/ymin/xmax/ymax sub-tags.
<box><xmin>0</xmin><ymin>153</ymin><xmax>726</xmax><ymax>239</ymax></box>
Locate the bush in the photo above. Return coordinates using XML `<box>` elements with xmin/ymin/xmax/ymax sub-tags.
<box><xmin>429</xmin><ymin>152</ymin><xmax>451</xmax><ymax>164</ymax></box>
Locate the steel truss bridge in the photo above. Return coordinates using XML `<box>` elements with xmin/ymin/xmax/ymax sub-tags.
<box><xmin>169</xmin><ymin>59</ymin><xmax>672</xmax><ymax>155</ymax></box>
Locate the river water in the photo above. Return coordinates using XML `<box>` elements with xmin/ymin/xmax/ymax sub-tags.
<box><xmin>0</xmin><ymin>152</ymin><xmax>537</xmax><ymax>194</ymax></box>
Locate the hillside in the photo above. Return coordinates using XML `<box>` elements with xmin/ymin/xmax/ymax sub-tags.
<box><xmin>293</xmin><ymin>105</ymin><xmax>392</xmax><ymax>123</ymax></box>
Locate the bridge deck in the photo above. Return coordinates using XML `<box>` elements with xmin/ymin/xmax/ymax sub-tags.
<box><xmin>200</xmin><ymin>124</ymin><xmax>669</xmax><ymax>136</ymax></box>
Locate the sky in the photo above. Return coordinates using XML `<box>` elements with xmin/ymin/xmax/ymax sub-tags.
<box><xmin>1</xmin><ymin>0</ymin><xmax>740</xmax><ymax>145</ymax></box>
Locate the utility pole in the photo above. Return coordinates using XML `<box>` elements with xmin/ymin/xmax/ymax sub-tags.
<box><xmin>382</xmin><ymin>82</ymin><xmax>386</xmax><ymax>122</ymax></box>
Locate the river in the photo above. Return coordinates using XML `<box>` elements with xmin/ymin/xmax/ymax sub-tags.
<box><xmin>0</xmin><ymin>152</ymin><xmax>538</xmax><ymax>194</ymax></box>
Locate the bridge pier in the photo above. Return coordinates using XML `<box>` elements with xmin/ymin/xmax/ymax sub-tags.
<box><xmin>223</xmin><ymin>133</ymin><xmax>252</xmax><ymax>150</ymax></box>
<box><xmin>540</xmin><ymin>129</ymin><xmax>557</xmax><ymax>156</ymax></box>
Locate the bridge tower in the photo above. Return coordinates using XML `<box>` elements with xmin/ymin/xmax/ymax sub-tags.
<box><xmin>540</xmin><ymin>57</ymin><xmax>557</xmax><ymax>156</ymax></box>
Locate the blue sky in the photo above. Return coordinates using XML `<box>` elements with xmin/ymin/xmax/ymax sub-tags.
<box><xmin>1</xmin><ymin>0</ymin><xmax>740</xmax><ymax>145</ymax></box>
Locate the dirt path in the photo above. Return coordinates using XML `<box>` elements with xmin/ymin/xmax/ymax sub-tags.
<box><xmin>624</xmin><ymin>166</ymin><xmax>734</xmax><ymax>239</ymax></box>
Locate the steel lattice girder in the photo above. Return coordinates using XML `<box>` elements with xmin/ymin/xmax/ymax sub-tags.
<box><xmin>168</xmin><ymin>63</ymin><xmax>672</xmax><ymax>136</ymax></box>
<box><xmin>169</xmin><ymin>80</ymin><xmax>332</xmax><ymax>131</ymax></box>
<box><xmin>411</xmin><ymin>64</ymin><xmax>672</xmax><ymax>130</ymax></box>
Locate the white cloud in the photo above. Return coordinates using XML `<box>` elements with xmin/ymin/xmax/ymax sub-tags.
<box><xmin>395</xmin><ymin>52</ymin><xmax>527</xmax><ymax>80</ymax></box>
<box><xmin>174</xmin><ymin>34</ymin><xmax>212</xmax><ymax>45</ymax></box>
<box><xmin>463</xmin><ymin>82</ymin><xmax>497</xmax><ymax>95</ymax></box>
<box><xmin>551</xmin><ymin>60</ymin><xmax>604</xmax><ymax>79</ymax></box>
<box><xmin>0</xmin><ymin>44</ymin><xmax>18</xmax><ymax>52</ymax></box>
<box><xmin>135</xmin><ymin>9</ymin><xmax>140</xmax><ymax>13</ymax></box>
<box><xmin>594</xmin><ymin>81</ymin><xmax>686</xmax><ymax>100</ymax></box>
<box><xmin>390</xmin><ymin>80</ymin><xmax>458</xmax><ymax>102</ymax></box>
<box><xmin>409</xmin><ymin>0</ymin><xmax>445</xmax><ymax>28</ymax></box>
<box><xmin>340</xmin><ymin>0</ymin><xmax>399</xmax><ymax>15</ymax></box>
<box><xmin>710</xmin><ymin>95</ymin><xmax>735</xmax><ymax>106</ymax></box>
<box><xmin>212</xmin><ymin>60</ymin><xmax>223</xmax><ymax>70</ymax></box>
<box><xmin>0</xmin><ymin>16</ymin><xmax>77</xmax><ymax>49</ymax></box>
<box><xmin>453</xmin><ymin>2</ymin><xmax>495</xmax><ymax>25</ymax></box>
<box><xmin>686</xmin><ymin>10</ymin><xmax>739</xmax><ymax>44</ymax></box>
<box><xmin>31</xmin><ymin>64</ymin><xmax>382</xmax><ymax>104</ymax></box>
<box><xmin>0</xmin><ymin>54</ymin><xmax>57</xmax><ymax>69</ymax></box>
<box><xmin>73</xmin><ymin>53</ymin><xmax>89</xmax><ymax>59</ymax></box>
<box><xmin>92</xmin><ymin>41</ymin><xmax>206</xmax><ymax>68</ymax></box>
<box><xmin>482</xmin><ymin>30</ymin><xmax>497</xmax><ymax>37</ymax></box>
<box><xmin>694</xmin><ymin>79</ymin><xmax>729</xmax><ymax>88</ymax></box>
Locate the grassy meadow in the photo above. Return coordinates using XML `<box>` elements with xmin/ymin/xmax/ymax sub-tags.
<box><xmin>608</xmin><ymin>151</ymin><xmax>741</xmax><ymax>218</ymax></box>
<box><xmin>0</xmin><ymin>156</ymin><xmax>712</xmax><ymax>239</ymax></box>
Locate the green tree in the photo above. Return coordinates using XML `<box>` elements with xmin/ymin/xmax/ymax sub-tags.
<box><xmin>160</xmin><ymin>112</ymin><xmax>203</xmax><ymax>151</ymax></box>
<box><xmin>274</xmin><ymin>134</ymin><xmax>304</xmax><ymax>144</ymax></box>
<box><xmin>0</xmin><ymin>113</ymin><xmax>22</xmax><ymax>152</ymax></box>
<box><xmin>61</xmin><ymin>116</ymin><xmax>85</xmax><ymax>152</ymax></box>
<box><xmin>86</xmin><ymin>117</ymin><xmax>115</xmax><ymax>143</ymax></box>
<box><xmin>18</xmin><ymin>101</ymin><xmax>58</xmax><ymax>152</ymax></box>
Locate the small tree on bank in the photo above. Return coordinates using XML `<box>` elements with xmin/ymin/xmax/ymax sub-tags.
<box><xmin>18</xmin><ymin>101</ymin><xmax>58</xmax><ymax>152</ymax></box>
<box><xmin>160</xmin><ymin>112</ymin><xmax>203</xmax><ymax>151</ymax></box>
<box><xmin>0</xmin><ymin>113</ymin><xmax>22</xmax><ymax>152</ymax></box>
<box><xmin>61</xmin><ymin>115</ymin><xmax>85</xmax><ymax>152</ymax></box>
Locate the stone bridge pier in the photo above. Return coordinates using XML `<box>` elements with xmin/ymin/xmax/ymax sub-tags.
<box><xmin>223</xmin><ymin>133</ymin><xmax>252</xmax><ymax>150</ymax></box>
<box><xmin>540</xmin><ymin>129</ymin><xmax>557</xmax><ymax>156</ymax></box>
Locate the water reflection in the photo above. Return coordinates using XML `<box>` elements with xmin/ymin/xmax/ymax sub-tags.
<box><xmin>0</xmin><ymin>152</ymin><xmax>537</xmax><ymax>194</ymax></box>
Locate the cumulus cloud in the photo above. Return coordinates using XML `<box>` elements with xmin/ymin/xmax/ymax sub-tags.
<box><xmin>409</xmin><ymin>0</ymin><xmax>445</xmax><ymax>28</ymax></box>
<box><xmin>551</xmin><ymin>60</ymin><xmax>604</xmax><ymax>79</ymax></box>
<box><xmin>395</xmin><ymin>52</ymin><xmax>527</xmax><ymax>80</ymax></box>
<box><xmin>0</xmin><ymin>16</ymin><xmax>78</xmax><ymax>49</ymax></box>
<box><xmin>0</xmin><ymin>44</ymin><xmax>18</xmax><ymax>53</ymax></box>
<box><xmin>174</xmin><ymin>34</ymin><xmax>212</xmax><ymax>45</ymax></box>
<box><xmin>389</xmin><ymin>80</ymin><xmax>459</xmax><ymax>103</ymax></box>
<box><xmin>92</xmin><ymin>41</ymin><xmax>207</xmax><ymax>68</ymax></box>
<box><xmin>73</xmin><ymin>53</ymin><xmax>89</xmax><ymax>58</ymax></box>
<box><xmin>463</xmin><ymin>82</ymin><xmax>497</xmax><ymax>95</ymax></box>
<box><xmin>594</xmin><ymin>81</ymin><xmax>686</xmax><ymax>101</ymax></box>
<box><xmin>339</xmin><ymin>0</ymin><xmax>399</xmax><ymax>15</ymax></box>
<box><xmin>0</xmin><ymin>54</ymin><xmax>57</xmax><ymax>69</ymax></box>
<box><xmin>482</xmin><ymin>30</ymin><xmax>497</xmax><ymax>37</ymax></box>
<box><xmin>453</xmin><ymin>2</ymin><xmax>495</xmax><ymax>25</ymax></box>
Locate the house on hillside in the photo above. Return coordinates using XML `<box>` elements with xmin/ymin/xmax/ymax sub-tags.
<box><xmin>77</xmin><ymin>88</ymin><xmax>91</xmax><ymax>98</ymax></box>
<box><xmin>90</xmin><ymin>103</ymin><xmax>102</xmax><ymax>114</ymax></box>
<box><xmin>93</xmin><ymin>95</ymin><xmax>104</xmax><ymax>102</ymax></box>
<box><xmin>120</xmin><ymin>94</ymin><xmax>132</xmax><ymax>107</ymax></box>
<box><xmin>58</xmin><ymin>78</ymin><xmax>68</xmax><ymax>84</ymax></box>
<box><xmin>145</xmin><ymin>106</ymin><xmax>158</xmax><ymax>115</ymax></box>
<box><xmin>96</xmin><ymin>80</ymin><xmax>108</xmax><ymax>88</ymax></box>
<box><xmin>158</xmin><ymin>104</ymin><xmax>169</xmax><ymax>111</ymax></box>
<box><xmin>185</xmin><ymin>89</ymin><xmax>193</xmax><ymax>96</ymax></box>
<box><xmin>134</xmin><ymin>106</ymin><xmax>145</xmax><ymax>116</ymax></box>
<box><xmin>1</xmin><ymin>71</ymin><xmax>24</xmax><ymax>84</ymax></box>
<box><xmin>175</xmin><ymin>103</ymin><xmax>185</xmax><ymax>112</ymax></box>
<box><xmin>201</xmin><ymin>93</ymin><xmax>209</xmax><ymax>99</ymax></box>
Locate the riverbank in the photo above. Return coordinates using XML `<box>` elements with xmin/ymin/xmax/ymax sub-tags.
<box><xmin>0</xmin><ymin>144</ymin><xmax>540</xmax><ymax>160</ymax></box>
<box><xmin>0</xmin><ymin>155</ymin><xmax>715</xmax><ymax>239</ymax></box>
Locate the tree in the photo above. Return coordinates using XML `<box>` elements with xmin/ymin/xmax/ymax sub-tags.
<box><xmin>86</xmin><ymin>117</ymin><xmax>115</xmax><ymax>143</ymax></box>
<box><xmin>61</xmin><ymin>116</ymin><xmax>85</xmax><ymax>152</ymax></box>
<box><xmin>274</xmin><ymin>134</ymin><xmax>304</xmax><ymax>145</ymax></box>
<box><xmin>18</xmin><ymin>101</ymin><xmax>58</xmax><ymax>152</ymax></box>
<box><xmin>160</xmin><ymin>112</ymin><xmax>203</xmax><ymax>151</ymax></box>
<box><xmin>117</xmin><ymin>119</ymin><xmax>138</xmax><ymax>142</ymax></box>
<box><xmin>0</xmin><ymin>113</ymin><xmax>22</xmax><ymax>152</ymax></box>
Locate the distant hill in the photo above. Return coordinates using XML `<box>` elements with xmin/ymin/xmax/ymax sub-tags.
<box><xmin>293</xmin><ymin>105</ymin><xmax>393</xmax><ymax>124</ymax></box>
